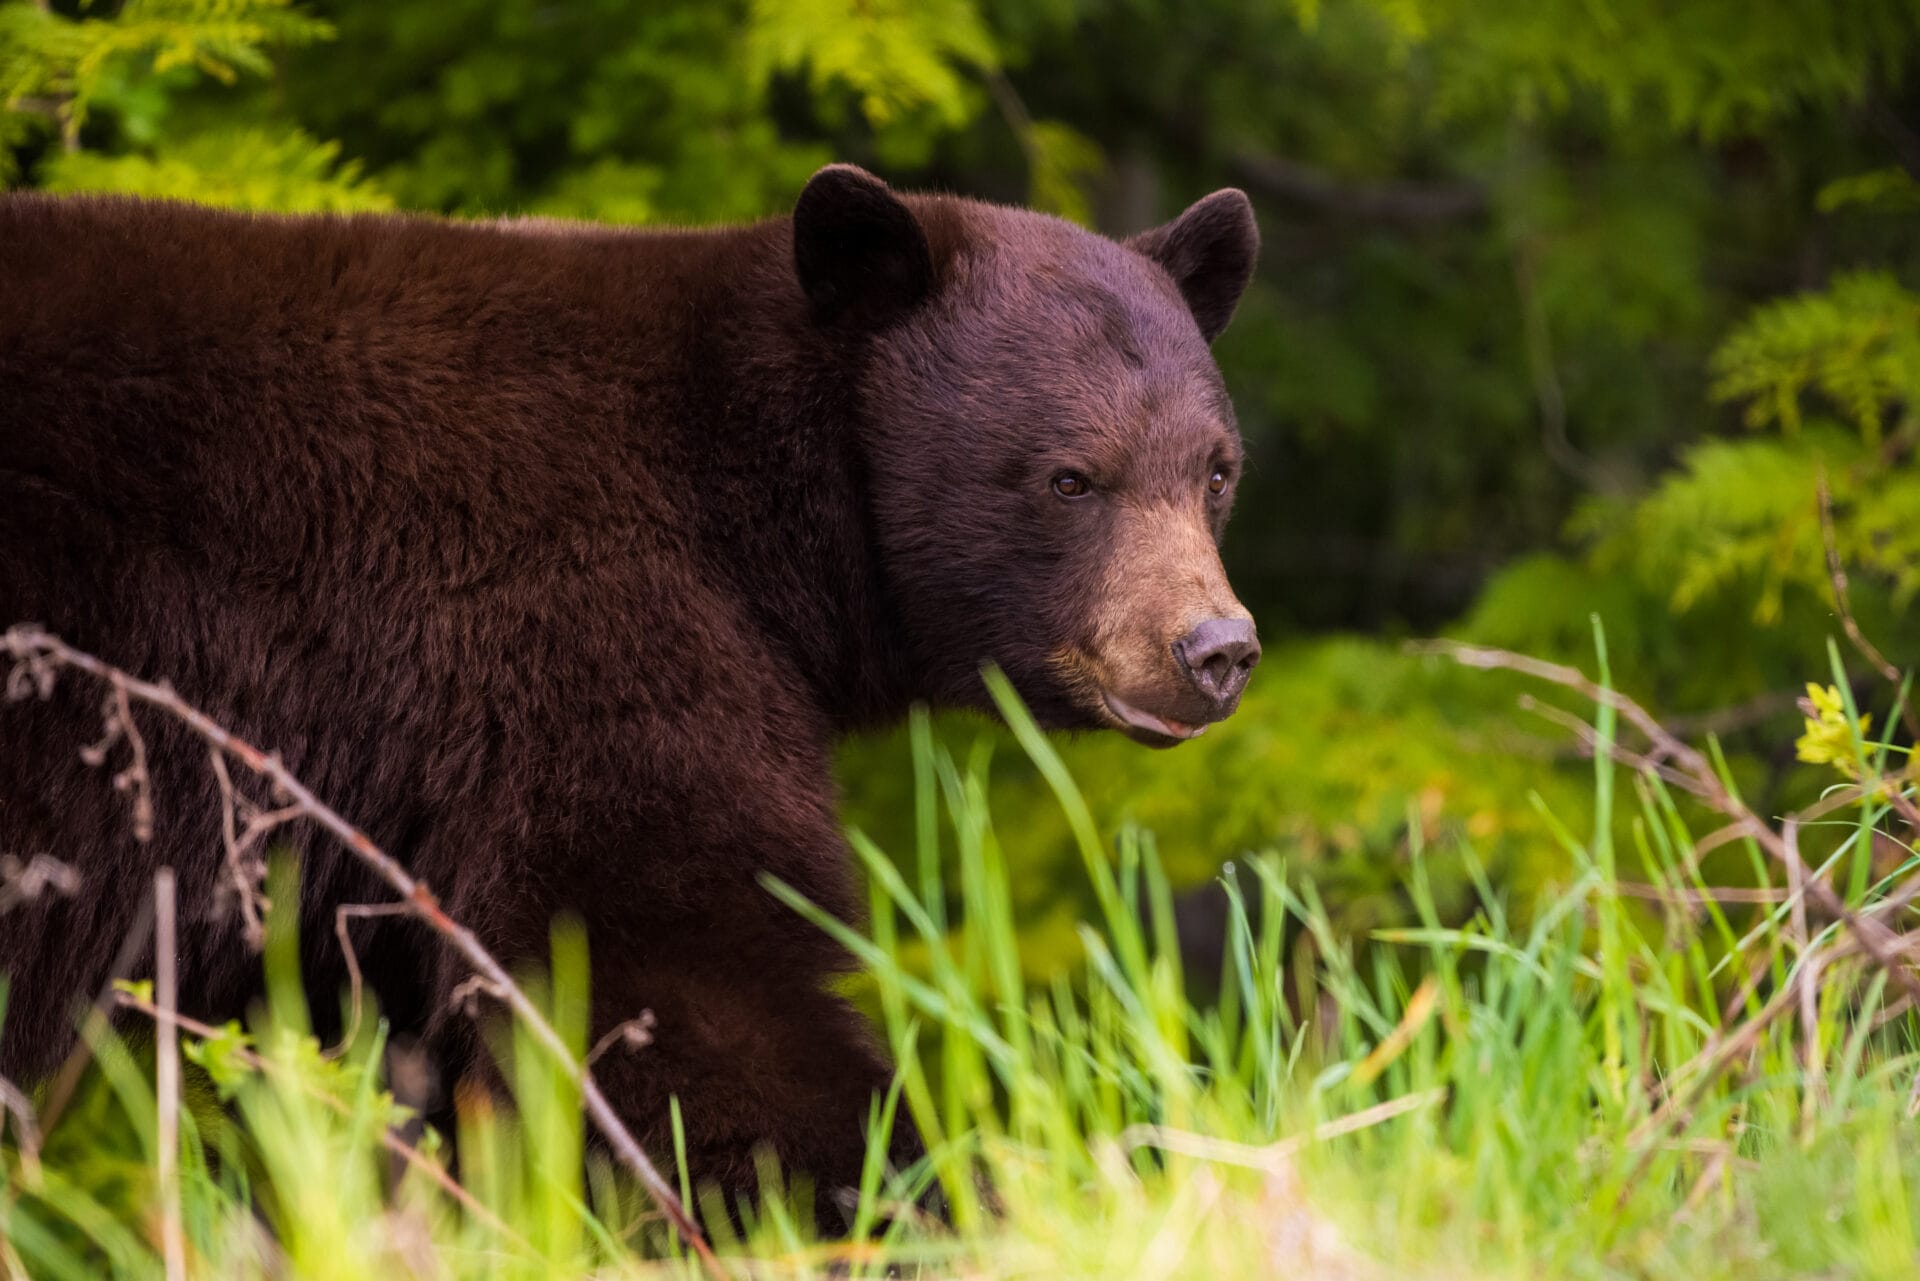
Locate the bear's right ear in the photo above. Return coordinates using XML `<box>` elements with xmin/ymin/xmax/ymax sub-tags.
<box><xmin>793</xmin><ymin>164</ymin><xmax>935</xmax><ymax>330</ymax></box>
<box><xmin>1126</xmin><ymin>189</ymin><xmax>1259</xmax><ymax>343</ymax></box>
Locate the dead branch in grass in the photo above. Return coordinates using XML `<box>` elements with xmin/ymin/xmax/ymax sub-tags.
<box><xmin>1118</xmin><ymin>1088</ymin><xmax>1449</xmax><ymax>1172</ymax></box>
<box><xmin>1416</xmin><ymin>632</ymin><xmax>1920</xmax><ymax>1199</ymax></box>
<box><xmin>1</xmin><ymin>624</ymin><xmax>724</xmax><ymax>1279</ymax></box>
<box><xmin>154</xmin><ymin>870</ymin><xmax>186</xmax><ymax>1281</ymax></box>
<box><xmin>1516</xmin><ymin>693</ymin><xmax>1712</xmax><ymax>799</ymax></box>
<box><xmin>1613</xmin><ymin>882</ymin><xmax>1793</xmax><ymax>906</ymax></box>
<box><xmin>76</xmin><ymin>684</ymin><xmax>155</xmax><ymax>843</ymax></box>
<box><xmin>1622</xmin><ymin>939</ymin><xmax>1845</xmax><ymax>1194</ymax></box>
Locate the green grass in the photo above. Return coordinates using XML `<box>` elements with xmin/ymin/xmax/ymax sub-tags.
<box><xmin>4</xmin><ymin>640</ymin><xmax>1919</xmax><ymax>1279</ymax></box>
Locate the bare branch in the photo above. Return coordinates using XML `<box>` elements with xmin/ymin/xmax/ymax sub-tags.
<box><xmin>330</xmin><ymin>902</ymin><xmax>417</xmax><ymax>1058</ymax></box>
<box><xmin>0</xmin><ymin>853</ymin><xmax>80</xmax><ymax>914</ymax></box>
<box><xmin>77</xmin><ymin>686</ymin><xmax>154</xmax><ymax>843</ymax></box>
<box><xmin>587</xmin><ymin>1012</ymin><xmax>658</xmax><ymax>1069</ymax></box>
<box><xmin>1119</xmin><ymin>1088</ymin><xmax>1449</xmax><ymax>1170</ymax></box>
<box><xmin>0</xmin><ymin>1071</ymin><xmax>42</xmax><ymax>1183</ymax></box>
<box><xmin>1</xmin><ymin>625</ymin><xmax>723</xmax><ymax>1277</ymax></box>
<box><xmin>208</xmin><ymin>746</ymin><xmax>291</xmax><ymax>950</ymax></box>
<box><xmin>37</xmin><ymin>895</ymin><xmax>155</xmax><ymax>1135</ymax></box>
<box><xmin>1516</xmin><ymin>694</ymin><xmax>1711</xmax><ymax>798</ymax></box>
<box><xmin>154</xmin><ymin>870</ymin><xmax>186</xmax><ymax>1281</ymax></box>
<box><xmin>1512</xmin><ymin>242</ymin><xmax>1615</xmax><ymax>491</ymax></box>
<box><xmin>1614</xmin><ymin>883</ymin><xmax>1793</xmax><ymax>906</ymax></box>
<box><xmin>1817</xmin><ymin>469</ymin><xmax>1920</xmax><ymax>743</ymax></box>
<box><xmin>449</xmin><ymin>974</ymin><xmax>508</xmax><ymax>1018</ymax></box>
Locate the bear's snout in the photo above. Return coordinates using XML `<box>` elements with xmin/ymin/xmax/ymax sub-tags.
<box><xmin>1173</xmin><ymin>616</ymin><xmax>1260</xmax><ymax>713</ymax></box>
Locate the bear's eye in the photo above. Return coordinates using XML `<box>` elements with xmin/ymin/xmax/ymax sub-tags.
<box><xmin>1052</xmin><ymin>472</ymin><xmax>1093</xmax><ymax>499</ymax></box>
<box><xmin>1208</xmin><ymin>468</ymin><xmax>1229</xmax><ymax>496</ymax></box>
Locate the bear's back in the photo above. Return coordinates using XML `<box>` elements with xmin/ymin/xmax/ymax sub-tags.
<box><xmin>0</xmin><ymin>198</ymin><xmax>755</xmax><ymax>585</ymax></box>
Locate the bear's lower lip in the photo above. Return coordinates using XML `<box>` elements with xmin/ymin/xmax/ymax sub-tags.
<box><xmin>1102</xmin><ymin>691</ymin><xmax>1208</xmax><ymax>746</ymax></box>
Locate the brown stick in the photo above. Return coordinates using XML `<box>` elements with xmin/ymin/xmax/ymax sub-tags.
<box><xmin>1817</xmin><ymin>470</ymin><xmax>1920</xmax><ymax>745</ymax></box>
<box><xmin>0</xmin><ymin>853</ymin><xmax>81</xmax><ymax>913</ymax></box>
<box><xmin>2</xmin><ymin>625</ymin><xmax>724</xmax><ymax>1278</ymax></box>
<box><xmin>37</xmin><ymin>894</ymin><xmax>155</xmax><ymax>1136</ymax></box>
<box><xmin>0</xmin><ymin>1072</ymin><xmax>42</xmax><ymax>1183</ymax></box>
<box><xmin>1783</xmin><ymin>823</ymin><xmax>1825</xmax><ymax>1125</ymax></box>
<box><xmin>154</xmin><ymin>870</ymin><xmax>186</xmax><ymax>1281</ymax></box>
<box><xmin>208</xmin><ymin>747</ymin><xmax>299</xmax><ymax>950</ymax></box>
<box><xmin>1516</xmin><ymin>694</ymin><xmax>1711</xmax><ymax>798</ymax></box>
<box><xmin>330</xmin><ymin>902</ymin><xmax>417</xmax><ymax>1058</ymax></box>
<box><xmin>1614</xmin><ymin>883</ymin><xmax>1793</xmax><ymax>906</ymax></box>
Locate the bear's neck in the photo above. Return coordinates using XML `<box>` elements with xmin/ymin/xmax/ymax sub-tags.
<box><xmin>651</xmin><ymin>222</ymin><xmax>920</xmax><ymax>735</ymax></box>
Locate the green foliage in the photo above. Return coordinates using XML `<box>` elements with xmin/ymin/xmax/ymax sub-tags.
<box><xmin>0</xmin><ymin>0</ymin><xmax>329</xmax><ymax>119</ymax></box>
<box><xmin>44</xmin><ymin>125</ymin><xmax>389</xmax><ymax>210</ymax></box>
<box><xmin>1712</xmin><ymin>271</ymin><xmax>1920</xmax><ymax>443</ymax></box>
<box><xmin>0</xmin><ymin>0</ymin><xmax>360</xmax><ymax>204</ymax></box>
<box><xmin>1342</xmin><ymin>0</ymin><xmax>1920</xmax><ymax>137</ymax></box>
<box><xmin>746</xmin><ymin>0</ymin><xmax>998</xmax><ymax>130</ymax></box>
<box><xmin>1465</xmin><ymin>268</ymin><xmax>1920</xmax><ymax>724</ymax></box>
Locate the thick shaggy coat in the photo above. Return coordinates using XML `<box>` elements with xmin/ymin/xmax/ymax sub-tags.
<box><xmin>0</xmin><ymin>167</ymin><xmax>1259</xmax><ymax>1208</ymax></box>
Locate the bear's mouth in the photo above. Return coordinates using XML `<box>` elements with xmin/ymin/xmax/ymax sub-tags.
<box><xmin>1102</xmin><ymin>690</ymin><xmax>1208</xmax><ymax>748</ymax></box>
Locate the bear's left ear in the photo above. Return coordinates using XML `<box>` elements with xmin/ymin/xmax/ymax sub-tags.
<box><xmin>1126</xmin><ymin>189</ymin><xmax>1259</xmax><ymax>343</ymax></box>
<box><xmin>793</xmin><ymin>164</ymin><xmax>936</xmax><ymax>330</ymax></box>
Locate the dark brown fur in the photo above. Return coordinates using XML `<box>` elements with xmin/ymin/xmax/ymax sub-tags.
<box><xmin>0</xmin><ymin>167</ymin><xmax>1257</xmax><ymax>1212</ymax></box>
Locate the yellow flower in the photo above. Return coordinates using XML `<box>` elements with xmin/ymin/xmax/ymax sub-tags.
<box><xmin>1795</xmin><ymin>683</ymin><xmax>1871</xmax><ymax>778</ymax></box>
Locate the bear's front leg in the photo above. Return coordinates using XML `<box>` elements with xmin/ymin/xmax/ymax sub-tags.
<box><xmin>582</xmin><ymin>952</ymin><xmax>924</xmax><ymax>1234</ymax></box>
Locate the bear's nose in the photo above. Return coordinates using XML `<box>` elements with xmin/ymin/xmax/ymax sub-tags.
<box><xmin>1173</xmin><ymin>617</ymin><xmax>1261</xmax><ymax>713</ymax></box>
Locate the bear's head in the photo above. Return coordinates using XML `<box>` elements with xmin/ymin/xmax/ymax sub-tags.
<box><xmin>794</xmin><ymin>165</ymin><xmax>1261</xmax><ymax>747</ymax></box>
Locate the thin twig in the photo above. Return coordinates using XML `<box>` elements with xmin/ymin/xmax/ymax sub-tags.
<box><xmin>0</xmin><ymin>1072</ymin><xmax>42</xmax><ymax>1183</ymax></box>
<box><xmin>1517</xmin><ymin>694</ymin><xmax>1711</xmax><ymax>798</ymax></box>
<box><xmin>1817</xmin><ymin>469</ymin><xmax>1920</xmax><ymax>744</ymax></box>
<box><xmin>587</xmin><ymin>1012</ymin><xmax>658</xmax><ymax>1069</ymax></box>
<box><xmin>208</xmin><ymin>747</ymin><xmax>294</xmax><ymax>949</ymax></box>
<box><xmin>38</xmin><ymin>894</ymin><xmax>155</xmax><ymax>1135</ymax></box>
<box><xmin>1614</xmin><ymin>883</ymin><xmax>1793</xmax><ymax>906</ymax></box>
<box><xmin>78</xmin><ymin>685</ymin><xmax>154</xmax><ymax>843</ymax></box>
<box><xmin>0</xmin><ymin>853</ymin><xmax>80</xmax><ymax>913</ymax></box>
<box><xmin>330</xmin><ymin>902</ymin><xmax>417</xmax><ymax>1058</ymax></box>
<box><xmin>1784</xmin><ymin>822</ymin><xmax>1824</xmax><ymax>1125</ymax></box>
<box><xmin>1623</xmin><ymin>942</ymin><xmax>1843</xmax><ymax>1190</ymax></box>
<box><xmin>155</xmin><ymin>869</ymin><xmax>186</xmax><ymax>1281</ymax></box>
<box><xmin>1</xmin><ymin>625</ymin><xmax>723</xmax><ymax>1278</ymax></box>
<box><xmin>1512</xmin><ymin>241</ymin><xmax>1612</xmax><ymax>491</ymax></box>
<box><xmin>1119</xmin><ymin>1088</ymin><xmax>1448</xmax><ymax>1170</ymax></box>
<box><xmin>1661</xmin><ymin>689</ymin><xmax>1802</xmax><ymax>740</ymax></box>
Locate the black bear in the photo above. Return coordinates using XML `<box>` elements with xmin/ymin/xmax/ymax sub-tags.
<box><xmin>0</xmin><ymin>165</ymin><xmax>1260</xmax><ymax>1214</ymax></box>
